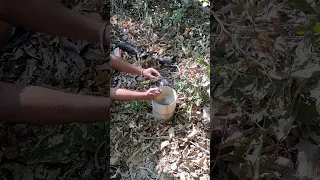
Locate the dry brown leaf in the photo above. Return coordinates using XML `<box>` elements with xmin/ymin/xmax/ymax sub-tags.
<box><xmin>54</xmin><ymin>61</ymin><xmax>68</xmax><ymax>79</ymax></box>
<box><xmin>191</xmin><ymin>157</ymin><xmax>206</xmax><ymax>167</ymax></box>
<box><xmin>159</xmin><ymin>47</ymin><xmax>166</xmax><ymax>55</ymax></box>
<box><xmin>85</xmin><ymin>48</ymin><xmax>103</xmax><ymax>62</ymax></box>
<box><xmin>26</xmin><ymin>58</ymin><xmax>38</xmax><ymax>77</ymax></box>
<box><xmin>172</xmin><ymin>149</ymin><xmax>180</xmax><ymax>155</ymax></box>
<box><xmin>295</xmin><ymin>139</ymin><xmax>320</xmax><ymax>179</ymax></box>
<box><xmin>168</xmin><ymin>127</ymin><xmax>175</xmax><ymax>139</ymax></box>
<box><xmin>171</xmin><ymin>162</ymin><xmax>178</xmax><ymax>171</ymax></box>
<box><xmin>96</xmin><ymin>63</ymin><xmax>109</xmax><ymax>71</ymax></box>
<box><xmin>172</xmin><ymin>142</ymin><xmax>180</xmax><ymax>155</ymax></box>
<box><xmin>202</xmin><ymin>106</ymin><xmax>210</xmax><ymax>123</ymax></box>
<box><xmin>46</xmin><ymin>169</ymin><xmax>61</xmax><ymax>180</ymax></box>
<box><xmin>187</xmin><ymin>126</ymin><xmax>200</xmax><ymax>140</ymax></box>
<box><xmin>47</xmin><ymin>134</ymin><xmax>64</xmax><ymax>148</ymax></box>
<box><xmin>160</xmin><ymin>141</ymin><xmax>171</xmax><ymax>150</ymax></box>
<box><xmin>225</xmin><ymin>132</ymin><xmax>243</xmax><ymax>142</ymax></box>
<box><xmin>179</xmin><ymin>171</ymin><xmax>187</xmax><ymax>180</ymax></box>
<box><xmin>199</xmin><ymin>174</ymin><xmax>210</xmax><ymax>180</ymax></box>
<box><xmin>111</xmin><ymin>15</ymin><xmax>117</xmax><ymax>25</ymax></box>
<box><xmin>182</xmin><ymin>138</ymin><xmax>188</xmax><ymax>142</ymax></box>
<box><xmin>34</xmin><ymin>164</ymin><xmax>46</xmax><ymax>179</ymax></box>
<box><xmin>14</xmin><ymin>48</ymin><xmax>24</xmax><ymax>59</ymax></box>
<box><xmin>110</xmin><ymin>152</ymin><xmax>120</xmax><ymax>166</ymax></box>
<box><xmin>177</xmin><ymin>124</ymin><xmax>184</xmax><ymax>130</ymax></box>
<box><xmin>94</xmin><ymin>71</ymin><xmax>108</xmax><ymax>85</ymax></box>
<box><xmin>4</xmin><ymin>146</ymin><xmax>18</xmax><ymax>159</ymax></box>
<box><xmin>24</xmin><ymin>46</ymin><xmax>40</xmax><ymax>59</ymax></box>
<box><xmin>64</xmin><ymin>49</ymin><xmax>86</xmax><ymax>69</ymax></box>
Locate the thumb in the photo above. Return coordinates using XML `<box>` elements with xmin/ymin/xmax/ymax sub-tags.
<box><xmin>144</xmin><ymin>72</ymin><xmax>154</xmax><ymax>79</ymax></box>
<box><xmin>149</xmin><ymin>87</ymin><xmax>159</xmax><ymax>91</ymax></box>
<box><xmin>152</xmin><ymin>90</ymin><xmax>161</xmax><ymax>96</ymax></box>
<box><xmin>149</xmin><ymin>88</ymin><xmax>161</xmax><ymax>93</ymax></box>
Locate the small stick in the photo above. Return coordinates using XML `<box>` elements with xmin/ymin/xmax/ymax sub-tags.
<box><xmin>94</xmin><ymin>141</ymin><xmax>106</xmax><ymax>170</ymax></box>
<box><xmin>29</xmin><ymin>126</ymin><xmax>58</xmax><ymax>156</ymax></box>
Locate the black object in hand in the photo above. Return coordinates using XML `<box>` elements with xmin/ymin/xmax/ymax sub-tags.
<box><xmin>111</xmin><ymin>40</ymin><xmax>139</xmax><ymax>55</ymax></box>
<box><xmin>111</xmin><ymin>39</ymin><xmax>140</xmax><ymax>60</ymax></box>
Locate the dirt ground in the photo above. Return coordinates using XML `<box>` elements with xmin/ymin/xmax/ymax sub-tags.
<box><xmin>211</xmin><ymin>0</ymin><xmax>320</xmax><ymax>179</ymax></box>
<box><xmin>0</xmin><ymin>0</ymin><xmax>108</xmax><ymax>179</ymax></box>
<box><xmin>0</xmin><ymin>0</ymin><xmax>210</xmax><ymax>180</ymax></box>
<box><xmin>110</xmin><ymin>0</ymin><xmax>210</xmax><ymax>179</ymax></box>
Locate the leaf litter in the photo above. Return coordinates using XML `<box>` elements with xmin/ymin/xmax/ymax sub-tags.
<box><xmin>212</xmin><ymin>0</ymin><xmax>320</xmax><ymax>179</ymax></box>
<box><xmin>110</xmin><ymin>0</ymin><xmax>210</xmax><ymax>179</ymax></box>
<box><xmin>0</xmin><ymin>0</ymin><xmax>108</xmax><ymax>179</ymax></box>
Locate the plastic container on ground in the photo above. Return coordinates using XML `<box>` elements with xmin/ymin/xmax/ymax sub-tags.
<box><xmin>152</xmin><ymin>86</ymin><xmax>177</xmax><ymax>121</ymax></box>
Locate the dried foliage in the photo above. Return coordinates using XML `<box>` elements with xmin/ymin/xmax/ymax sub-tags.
<box><xmin>0</xmin><ymin>0</ymin><xmax>108</xmax><ymax>179</ymax></box>
<box><xmin>211</xmin><ymin>0</ymin><xmax>320</xmax><ymax>179</ymax></box>
<box><xmin>110</xmin><ymin>0</ymin><xmax>210</xmax><ymax>179</ymax></box>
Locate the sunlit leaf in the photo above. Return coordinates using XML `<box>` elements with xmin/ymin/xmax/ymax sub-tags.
<box><xmin>313</xmin><ymin>23</ymin><xmax>320</xmax><ymax>33</ymax></box>
<box><xmin>197</xmin><ymin>58</ymin><xmax>209</xmax><ymax>66</ymax></box>
<box><xmin>296</xmin><ymin>29</ymin><xmax>306</xmax><ymax>35</ymax></box>
<box><xmin>163</xmin><ymin>23</ymin><xmax>169</xmax><ymax>29</ymax></box>
<box><xmin>219</xmin><ymin>69</ymin><xmax>226</xmax><ymax>73</ymax></box>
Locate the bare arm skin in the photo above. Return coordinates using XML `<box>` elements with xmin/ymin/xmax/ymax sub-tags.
<box><xmin>110</xmin><ymin>54</ymin><xmax>161</xmax><ymax>79</ymax></box>
<box><xmin>109</xmin><ymin>55</ymin><xmax>162</xmax><ymax>101</ymax></box>
<box><xmin>110</xmin><ymin>54</ymin><xmax>143</xmax><ymax>75</ymax></box>
<box><xmin>110</xmin><ymin>88</ymin><xmax>161</xmax><ymax>101</ymax></box>
<box><xmin>0</xmin><ymin>82</ymin><xmax>110</xmax><ymax>124</ymax></box>
<box><xmin>0</xmin><ymin>0</ymin><xmax>110</xmax><ymax>48</ymax></box>
<box><xmin>0</xmin><ymin>0</ymin><xmax>110</xmax><ymax>124</ymax></box>
<box><xmin>110</xmin><ymin>88</ymin><xmax>146</xmax><ymax>101</ymax></box>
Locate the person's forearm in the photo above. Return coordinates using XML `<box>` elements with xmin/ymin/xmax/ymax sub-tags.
<box><xmin>0</xmin><ymin>82</ymin><xmax>109</xmax><ymax>124</ymax></box>
<box><xmin>110</xmin><ymin>88</ymin><xmax>146</xmax><ymax>101</ymax></box>
<box><xmin>0</xmin><ymin>0</ymin><xmax>109</xmax><ymax>47</ymax></box>
<box><xmin>110</xmin><ymin>54</ymin><xmax>143</xmax><ymax>75</ymax></box>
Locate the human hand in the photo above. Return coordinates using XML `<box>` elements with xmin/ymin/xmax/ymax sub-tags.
<box><xmin>143</xmin><ymin>88</ymin><xmax>161</xmax><ymax>100</ymax></box>
<box><xmin>142</xmin><ymin>68</ymin><xmax>161</xmax><ymax>80</ymax></box>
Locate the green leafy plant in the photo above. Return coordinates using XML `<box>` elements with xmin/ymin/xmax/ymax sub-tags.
<box><xmin>120</xmin><ymin>100</ymin><xmax>149</xmax><ymax>113</ymax></box>
<box><xmin>171</xmin><ymin>8</ymin><xmax>183</xmax><ymax>24</ymax></box>
<box><xmin>161</xmin><ymin>4</ymin><xmax>185</xmax><ymax>32</ymax></box>
<box><xmin>287</xmin><ymin>0</ymin><xmax>317</xmax><ymax>14</ymax></box>
<box><xmin>176</xmin><ymin>57</ymin><xmax>210</xmax><ymax>108</ymax></box>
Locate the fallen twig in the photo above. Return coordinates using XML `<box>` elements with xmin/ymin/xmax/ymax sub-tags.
<box><xmin>211</xmin><ymin>105</ymin><xmax>232</xmax><ymax>171</ymax></box>
<box><xmin>29</xmin><ymin>125</ymin><xmax>58</xmax><ymax>157</ymax></box>
<box><xmin>208</xmin><ymin>8</ymin><xmax>246</xmax><ymax>56</ymax></box>
<box><xmin>95</xmin><ymin>141</ymin><xmax>106</xmax><ymax>170</ymax></box>
<box><xmin>188</xmin><ymin>141</ymin><xmax>210</xmax><ymax>154</ymax></box>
